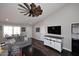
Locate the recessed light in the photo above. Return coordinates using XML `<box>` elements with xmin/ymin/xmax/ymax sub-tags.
<box><xmin>5</xmin><ymin>18</ymin><xmax>8</xmax><ymax>21</ymax></box>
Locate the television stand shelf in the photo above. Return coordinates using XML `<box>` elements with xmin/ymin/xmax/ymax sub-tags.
<box><xmin>44</xmin><ymin>35</ymin><xmax>63</xmax><ymax>52</ymax></box>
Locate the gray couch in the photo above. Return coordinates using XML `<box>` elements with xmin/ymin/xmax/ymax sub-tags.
<box><xmin>0</xmin><ymin>36</ymin><xmax>32</xmax><ymax>56</ymax></box>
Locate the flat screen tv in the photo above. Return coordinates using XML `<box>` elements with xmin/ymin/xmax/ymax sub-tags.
<box><xmin>48</xmin><ymin>26</ymin><xmax>61</xmax><ymax>35</ymax></box>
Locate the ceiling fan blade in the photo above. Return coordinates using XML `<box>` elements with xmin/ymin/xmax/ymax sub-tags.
<box><xmin>24</xmin><ymin>12</ymin><xmax>29</xmax><ymax>15</ymax></box>
<box><xmin>20</xmin><ymin>11</ymin><xmax>26</xmax><ymax>13</ymax></box>
<box><xmin>18</xmin><ymin>8</ymin><xmax>26</xmax><ymax>11</ymax></box>
<box><xmin>18</xmin><ymin>4</ymin><xmax>27</xmax><ymax>10</ymax></box>
<box><xmin>23</xmin><ymin>3</ymin><xmax>30</xmax><ymax>10</ymax></box>
<box><xmin>28</xmin><ymin>13</ymin><xmax>32</xmax><ymax>16</ymax></box>
<box><xmin>18</xmin><ymin>8</ymin><xmax>30</xmax><ymax>13</ymax></box>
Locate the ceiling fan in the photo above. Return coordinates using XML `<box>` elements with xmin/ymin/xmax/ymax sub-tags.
<box><xmin>18</xmin><ymin>3</ymin><xmax>43</xmax><ymax>17</ymax></box>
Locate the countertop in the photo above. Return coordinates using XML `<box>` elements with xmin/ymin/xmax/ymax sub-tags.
<box><xmin>45</xmin><ymin>35</ymin><xmax>64</xmax><ymax>39</ymax></box>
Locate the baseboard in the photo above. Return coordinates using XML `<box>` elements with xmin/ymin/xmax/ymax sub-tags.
<box><xmin>63</xmin><ymin>47</ymin><xmax>72</xmax><ymax>52</ymax></box>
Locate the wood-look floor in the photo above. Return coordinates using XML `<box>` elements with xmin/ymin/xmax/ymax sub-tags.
<box><xmin>32</xmin><ymin>38</ymin><xmax>61</xmax><ymax>56</ymax></box>
<box><xmin>22</xmin><ymin>38</ymin><xmax>73</xmax><ymax>56</ymax></box>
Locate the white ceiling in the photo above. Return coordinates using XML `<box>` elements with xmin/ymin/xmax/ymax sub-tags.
<box><xmin>0</xmin><ymin>3</ymin><xmax>67</xmax><ymax>26</ymax></box>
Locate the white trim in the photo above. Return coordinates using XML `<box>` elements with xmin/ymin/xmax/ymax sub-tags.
<box><xmin>63</xmin><ymin>47</ymin><xmax>72</xmax><ymax>52</ymax></box>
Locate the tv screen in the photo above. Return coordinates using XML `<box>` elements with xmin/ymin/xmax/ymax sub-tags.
<box><xmin>48</xmin><ymin>26</ymin><xmax>61</xmax><ymax>35</ymax></box>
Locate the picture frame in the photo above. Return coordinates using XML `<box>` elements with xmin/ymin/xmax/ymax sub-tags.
<box><xmin>21</xmin><ymin>27</ymin><xmax>26</xmax><ymax>32</ymax></box>
<box><xmin>36</xmin><ymin>27</ymin><xmax>40</xmax><ymax>32</ymax></box>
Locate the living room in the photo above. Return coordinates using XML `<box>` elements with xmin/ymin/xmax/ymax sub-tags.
<box><xmin>0</xmin><ymin>3</ymin><xmax>79</xmax><ymax>56</ymax></box>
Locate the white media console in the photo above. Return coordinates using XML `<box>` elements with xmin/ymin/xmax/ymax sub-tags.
<box><xmin>44</xmin><ymin>35</ymin><xmax>63</xmax><ymax>52</ymax></box>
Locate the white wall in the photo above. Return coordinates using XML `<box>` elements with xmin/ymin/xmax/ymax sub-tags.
<box><xmin>21</xmin><ymin>26</ymin><xmax>32</xmax><ymax>38</ymax></box>
<box><xmin>32</xmin><ymin>23</ymin><xmax>46</xmax><ymax>41</ymax></box>
<box><xmin>26</xmin><ymin>26</ymin><xmax>32</xmax><ymax>38</ymax></box>
<box><xmin>32</xmin><ymin>4</ymin><xmax>79</xmax><ymax>51</ymax></box>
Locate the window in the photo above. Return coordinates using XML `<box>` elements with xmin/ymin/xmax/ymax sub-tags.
<box><xmin>3</xmin><ymin>26</ymin><xmax>21</xmax><ymax>37</ymax></box>
<box><xmin>14</xmin><ymin>27</ymin><xmax>20</xmax><ymax>35</ymax></box>
<box><xmin>3</xmin><ymin>26</ymin><xmax>13</xmax><ymax>36</ymax></box>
